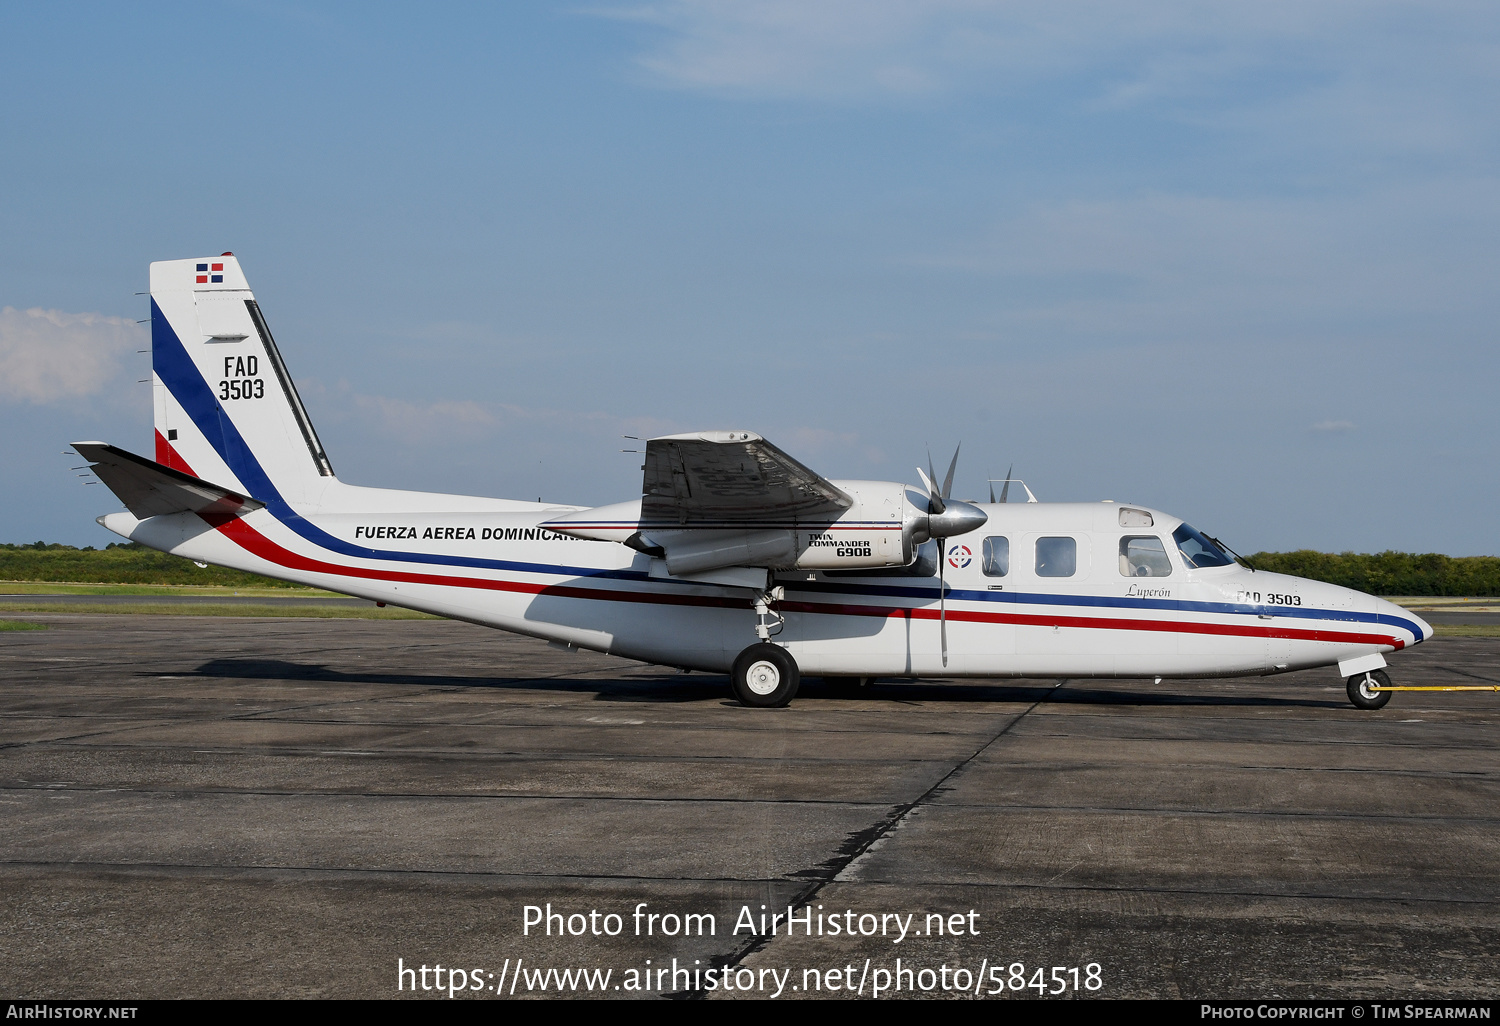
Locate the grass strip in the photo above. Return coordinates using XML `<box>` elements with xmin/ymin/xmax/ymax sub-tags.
<box><xmin>0</xmin><ymin>619</ymin><xmax>47</xmax><ymax>631</ymax></box>
<box><xmin>1432</xmin><ymin>624</ymin><xmax>1500</xmax><ymax>638</ymax></box>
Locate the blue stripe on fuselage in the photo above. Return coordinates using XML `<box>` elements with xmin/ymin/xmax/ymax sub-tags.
<box><xmin>790</xmin><ymin>578</ymin><xmax>1424</xmax><ymax>640</ymax></box>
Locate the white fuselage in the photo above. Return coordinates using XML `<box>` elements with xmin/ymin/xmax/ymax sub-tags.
<box><xmin>102</xmin><ymin>488</ymin><xmax>1429</xmax><ymax>681</ymax></box>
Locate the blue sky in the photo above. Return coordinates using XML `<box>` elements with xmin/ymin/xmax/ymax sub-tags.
<box><xmin>3</xmin><ymin>2</ymin><xmax>1497</xmax><ymax>554</ymax></box>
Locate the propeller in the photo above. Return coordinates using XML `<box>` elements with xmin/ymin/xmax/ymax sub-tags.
<box><xmin>989</xmin><ymin>462</ymin><xmax>1016</xmax><ymax>504</ymax></box>
<box><xmin>915</xmin><ymin>444</ymin><xmax>986</xmax><ymax>667</ymax></box>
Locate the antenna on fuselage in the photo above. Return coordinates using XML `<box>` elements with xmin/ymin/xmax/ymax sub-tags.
<box><xmin>987</xmin><ymin>468</ymin><xmax>1038</xmax><ymax>503</ymax></box>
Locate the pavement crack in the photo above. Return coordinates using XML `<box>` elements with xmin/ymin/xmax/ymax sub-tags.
<box><xmin>1434</xmin><ymin>664</ymin><xmax>1500</xmax><ymax>686</ymax></box>
<box><xmin>683</xmin><ymin>681</ymin><xmax>1067</xmax><ymax>998</ymax></box>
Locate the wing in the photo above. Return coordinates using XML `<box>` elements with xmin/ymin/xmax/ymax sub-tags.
<box><xmin>73</xmin><ymin>442</ymin><xmax>266</xmax><ymax>520</ymax></box>
<box><xmin>640</xmin><ymin>431</ymin><xmax>852</xmax><ymax>525</ymax></box>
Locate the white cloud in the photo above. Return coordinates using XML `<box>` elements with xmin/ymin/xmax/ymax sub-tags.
<box><xmin>315</xmin><ymin>378</ymin><xmax>631</xmax><ymax>443</ymax></box>
<box><xmin>0</xmin><ymin>307</ymin><xmax>145</xmax><ymax>404</ymax></box>
<box><xmin>349</xmin><ymin>392</ymin><xmax>495</xmax><ymax>438</ymax></box>
<box><xmin>910</xmin><ymin>181</ymin><xmax>1500</xmax><ymax>344</ymax></box>
<box><xmin>607</xmin><ymin>1</ymin><xmax>1479</xmax><ymax>104</ymax></box>
<box><xmin>1312</xmin><ymin>420</ymin><xmax>1356</xmax><ymax>432</ymax></box>
<box><xmin>605</xmin><ymin>0</ymin><xmax>1500</xmax><ymax>186</ymax></box>
<box><xmin>616</xmin><ymin>0</ymin><xmax>960</xmax><ymax>100</ymax></box>
<box><xmin>782</xmin><ymin>425</ymin><xmax>858</xmax><ymax>452</ymax></box>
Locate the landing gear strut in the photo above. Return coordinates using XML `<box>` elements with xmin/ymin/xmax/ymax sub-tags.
<box><xmin>1346</xmin><ymin>669</ymin><xmax>1392</xmax><ymax>710</ymax></box>
<box><xmin>753</xmin><ymin>586</ymin><xmax>785</xmax><ymax>641</ymax></box>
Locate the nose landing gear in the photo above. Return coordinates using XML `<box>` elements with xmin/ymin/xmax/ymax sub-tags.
<box><xmin>1347</xmin><ymin>669</ymin><xmax>1392</xmax><ymax>710</ymax></box>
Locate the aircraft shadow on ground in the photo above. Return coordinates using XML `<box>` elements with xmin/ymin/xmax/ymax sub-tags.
<box><xmin>177</xmin><ymin>658</ymin><xmax>1338</xmax><ymax>709</ymax></box>
<box><xmin>178</xmin><ymin>658</ymin><xmax>725</xmax><ymax>702</ymax></box>
<box><xmin>803</xmin><ymin>680</ymin><xmax>1339</xmax><ymax>708</ymax></box>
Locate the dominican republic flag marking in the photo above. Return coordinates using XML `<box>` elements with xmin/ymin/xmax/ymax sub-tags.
<box><xmin>195</xmin><ymin>262</ymin><xmax>225</xmax><ymax>284</ymax></box>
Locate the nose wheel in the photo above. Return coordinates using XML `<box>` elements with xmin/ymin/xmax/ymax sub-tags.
<box><xmin>1347</xmin><ymin>669</ymin><xmax>1392</xmax><ymax>710</ymax></box>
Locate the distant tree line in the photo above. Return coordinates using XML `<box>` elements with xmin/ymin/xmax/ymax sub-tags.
<box><xmin>3</xmin><ymin>541</ymin><xmax>1498</xmax><ymax>595</ymax></box>
<box><xmin>0</xmin><ymin>542</ymin><xmax>294</xmax><ymax>588</ymax></box>
<box><xmin>1246</xmin><ymin>551</ymin><xmax>1500</xmax><ymax>596</ymax></box>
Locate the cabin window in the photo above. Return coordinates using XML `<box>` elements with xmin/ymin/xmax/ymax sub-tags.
<box><xmin>1173</xmin><ymin>523</ymin><xmax>1236</xmax><ymax>569</ymax></box>
<box><xmin>1035</xmin><ymin>536</ymin><xmax>1076</xmax><ymax>578</ymax></box>
<box><xmin>1119</xmin><ymin>536</ymin><xmax>1172</xmax><ymax>577</ymax></box>
<box><xmin>982</xmin><ymin>536</ymin><xmax>1009</xmax><ymax>577</ymax></box>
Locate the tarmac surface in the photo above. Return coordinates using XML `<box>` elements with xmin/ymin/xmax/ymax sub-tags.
<box><xmin>1</xmin><ymin>613</ymin><xmax>1496</xmax><ymax>1000</ymax></box>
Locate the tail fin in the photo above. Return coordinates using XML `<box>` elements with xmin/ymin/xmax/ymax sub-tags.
<box><xmin>150</xmin><ymin>255</ymin><xmax>334</xmax><ymax>508</ymax></box>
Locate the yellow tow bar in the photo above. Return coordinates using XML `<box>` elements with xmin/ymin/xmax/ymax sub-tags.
<box><xmin>1374</xmin><ymin>685</ymin><xmax>1500</xmax><ymax>692</ymax></box>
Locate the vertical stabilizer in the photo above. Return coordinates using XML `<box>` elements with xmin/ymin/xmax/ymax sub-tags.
<box><xmin>150</xmin><ymin>255</ymin><xmax>334</xmax><ymax>510</ymax></box>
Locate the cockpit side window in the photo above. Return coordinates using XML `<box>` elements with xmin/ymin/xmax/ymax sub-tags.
<box><xmin>1119</xmin><ymin>536</ymin><xmax>1172</xmax><ymax>577</ymax></box>
<box><xmin>1173</xmin><ymin>523</ymin><xmax>1235</xmax><ymax>569</ymax></box>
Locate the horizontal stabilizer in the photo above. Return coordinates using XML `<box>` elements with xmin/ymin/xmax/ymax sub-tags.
<box><xmin>72</xmin><ymin>441</ymin><xmax>265</xmax><ymax>520</ymax></box>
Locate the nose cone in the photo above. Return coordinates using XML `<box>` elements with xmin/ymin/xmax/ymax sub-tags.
<box><xmin>1377</xmin><ymin>595</ymin><xmax>1433</xmax><ymax>646</ymax></box>
<box><xmin>929</xmin><ymin>499</ymin><xmax>988</xmax><ymax>539</ymax></box>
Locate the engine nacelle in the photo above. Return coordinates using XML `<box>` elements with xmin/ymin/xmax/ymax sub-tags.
<box><xmin>542</xmin><ymin>480</ymin><xmax>987</xmax><ymax>577</ymax></box>
<box><xmin>787</xmin><ymin>481</ymin><xmax>916</xmax><ymax>571</ymax></box>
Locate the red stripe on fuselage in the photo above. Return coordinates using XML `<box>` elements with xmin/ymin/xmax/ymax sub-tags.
<box><xmin>169</xmin><ymin>444</ymin><xmax>741</xmax><ymax>610</ymax></box>
<box><xmin>205</xmin><ymin>512</ymin><xmax>747</xmax><ymax>611</ymax></box>
<box><xmin>161</xmin><ymin>441</ymin><xmax>1407</xmax><ymax>649</ymax></box>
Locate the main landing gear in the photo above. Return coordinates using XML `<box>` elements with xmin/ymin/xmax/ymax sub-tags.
<box><xmin>1346</xmin><ymin>669</ymin><xmax>1392</xmax><ymax>710</ymax></box>
<box><xmin>731</xmin><ymin>643</ymin><xmax>800</xmax><ymax>708</ymax></box>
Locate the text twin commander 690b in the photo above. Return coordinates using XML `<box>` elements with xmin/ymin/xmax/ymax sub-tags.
<box><xmin>75</xmin><ymin>255</ymin><xmax>1429</xmax><ymax>709</ymax></box>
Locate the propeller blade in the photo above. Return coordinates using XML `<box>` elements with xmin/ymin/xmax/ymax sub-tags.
<box><xmin>939</xmin><ymin>553</ymin><xmax>948</xmax><ymax>667</ymax></box>
<box><xmin>989</xmin><ymin>479</ymin><xmax>996</xmax><ymax>504</ymax></box>
<box><xmin>926</xmin><ymin>449</ymin><xmax>945</xmax><ymax>513</ymax></box>
<box><xmin>915</xmin><ymin>465</ymin><xmax>935</xmax><ymax>495</ymax></box>
<box><xmin>915</xmin><ymin>465</ymin><xmax>945</xmax><ymax>515</ymax></box>
<box><xmin>998</xmin><ymin>463</ymin><xmax>1012</xmax><ymax>504</ymax></box>
<box><xmin>941</xmin><ymin>443</ymin><xmax>960</xmax><ymax>500</ymax></box>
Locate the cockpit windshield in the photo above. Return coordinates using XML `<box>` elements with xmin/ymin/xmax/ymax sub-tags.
<box><xmin>1173</xmin><ymin>523</ymin><xmax>1236</xmax><ymax>569</ymax></box>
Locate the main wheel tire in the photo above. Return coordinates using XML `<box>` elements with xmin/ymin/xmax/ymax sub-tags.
<box><xmin>1347</xmin><ymin>669</ymin><xmax>1392</xmax><ymax>710</ymax></box>
<box><xmin>731</xmin><ymin>644</ymin><xmax>800</xmax><ymax>708</ymax></box>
